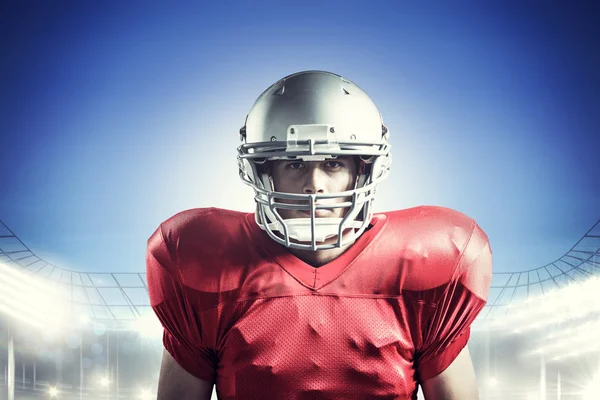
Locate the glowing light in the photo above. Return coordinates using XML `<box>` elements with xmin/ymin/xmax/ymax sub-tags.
<box><xmin>132</xmin><ymin>313</ymin><xmax>163</xmax><ymax>338</ymax></box>
<box><xmin>490</xmin><ymin>275</ymin><xmax>600</xmax><ymax>360</ymax></box>
<box><xmin>582</xmin><ymin>375</ymin><xmax>600</xmax><ymax>400</ymax></box>
<box><xmin>100</xmin><ymin>377</ymin><xmax>110</xmax><ymax>387</ymax></box>
<box><xmin>492</xmin><ymin>276</ymin><xmax>600</xmax><ymax>332</ymax></box>
<box><xmin>140</xmin><ymin>389</ymin><xmax>154</xmax><ymax>400</ymax></box>
<box><xmin>526</xmin><ymin>392</ymin><xmax>538</xmax><ymax>400</ymax></box>
<box><xmin>49</xmin><ymin>386</ymin><xmax>58</xmax><ymax>397</ymax></box>
<box><xmin>0</xmin><ymin>261</ymin><xmax>70</xmax><ymax>333</ymax></box>
<box><xmin>487</xmin><ymin>377</ymin><xmax>499</xmax><ymax>387</ymax></box>
<box><xmin>528</xmin><ymin>321</ymin><xmax>600</xmax><ymax>359</ymax></box>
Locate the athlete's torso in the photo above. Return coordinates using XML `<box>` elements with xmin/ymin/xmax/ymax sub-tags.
<box><xmin>148</xmin><ymin>206</ymin><xmax>492</xmax><ymax>400</ymax></box>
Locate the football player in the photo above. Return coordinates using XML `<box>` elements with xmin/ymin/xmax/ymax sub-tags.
<box><xmin>146</xmin><ymin>71</ymin><xmax>493</xmax><ymax>399</ymax></box>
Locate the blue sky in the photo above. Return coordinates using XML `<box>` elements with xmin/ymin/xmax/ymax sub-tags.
<box><xmin>1</xmin><ymin>1</ymin><xmax>598</xmax><ymax>274</ymax></box>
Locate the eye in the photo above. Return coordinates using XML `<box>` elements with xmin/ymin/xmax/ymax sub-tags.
<box><xmin>324</xmin><ymin>160</ymin><xmax>343</xmax><ymax>169</ymax></box>
<box><xmin>286</xmin><ymin>162</ymin><xmax>304</xmax><ymax>170</ymax></box>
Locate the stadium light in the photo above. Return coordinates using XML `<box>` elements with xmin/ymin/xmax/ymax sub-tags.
<box><xmin>527</xmin><ymin>320</ymin><xmax>600</xmax><ymax>360</ymax></box>
<box><xmin>0</xmin><ymin>261</ymin><xmax>70</xmax><ymax>333</ymax></box>
<box><xmin>100</xmin><ymin>377</ymin><xmax>110</xmax><ymax>387</ymax></box>
<box><xmin>490</xmin><ymin>275</ymin><xmax>600</xmax><ymax>361</ymax></box>
<box><xmin>582</xmin><ymin>375</ymin><xmax>600</xmax><ymax>400</ymax></box>
<box><xmin>132</xmin><ymin>312</ymin><xmax>163</xmax><ymax>338</ymax></box>
<box><xmin>487</xmin><ymin>377</ymin><xmax>499</xmax><ymax>388</ymax></box>
<box><xmin>493</xmin><ymin>276</ymin><xmax>600</xmax><ymax>333</ymax></box>
<box><xmin>140</xmin><ymin>388</ymin><xmax>154</xmax><ymax>400</ymax></box>
<box><xmin>49</xmin><ymin>386</ymin><xmax>58</xmax><ymax>398</ymax></box>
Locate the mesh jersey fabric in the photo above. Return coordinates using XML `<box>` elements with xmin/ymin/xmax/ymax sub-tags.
<box><xmin>146</xmin><ymin>206</ymin><xmax>493</xmax><ymax>400</ymax></box>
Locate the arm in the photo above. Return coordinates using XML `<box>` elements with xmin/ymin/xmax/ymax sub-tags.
<box><xmin>420</xmin><ymin>345</ymin><xmax>478</xmax><ymax>400</ymax></box>
<box><xmin>415</xmin><ymin>217</ymin><xmax>492</xmax><ymax>399</ymax></box>
<box><xmin>158</xmin><ymin>349</ymin><xmax>214</xmax><ymax>400</ymax></box>
<box><xmin>147</xmin><ymin>224</ymin><xmax>217</xmax><ymax>398</ymax></box>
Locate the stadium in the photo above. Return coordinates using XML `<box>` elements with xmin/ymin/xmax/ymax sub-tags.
<box><xmin>1</xmin><ymin>218</ymin><xmax>598</xmax><ymax>400</ymax></box>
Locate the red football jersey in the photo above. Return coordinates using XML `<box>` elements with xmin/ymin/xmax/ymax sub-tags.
<box><xmin>146</xmin><ymin>206</ymin><xmax>492</xmax><ymax>399</ymax></box>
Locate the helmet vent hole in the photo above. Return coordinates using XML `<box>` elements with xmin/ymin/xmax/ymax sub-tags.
<box><xmin>274</xmin><ymin>85</ymin><xmax>285</xmax><ymax>96</ymax></box>
<box><xmin>342</xmin><ymin>88</ymin><xmax>350</xmax><ymax>95</ymax></box>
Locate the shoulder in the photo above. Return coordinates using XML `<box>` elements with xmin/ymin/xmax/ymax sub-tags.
<box><xmin>147</xmin><ymin>208</ymin><xmax>250</xmax><ymax>256</ymax></box>
<box><xmin>149</xmin><ymin>206</ymin><xmax>252</xmax><ymax>256</ymax></box>
<box><xmin>157</xmin><ymin>207</ymin><xmax>248</xmax><ymax>243</ymax></box>
<box><xmin>381</xmin><ymin>205</ymin><xmax>481</xmax><ymax>257</ymax></box>
<box><xmin>379</xmin><ymin>206</ymin><xmax>491</xmax><ymax>291</ymax></box>
<box><xmin>146</xmin><ymin>208</ymin><xmax>254</xmax><ymax>297</ymax></box>
<box><xmin>148</xmin><ymin>208</ymin><xmax>247</xmax><ymax>259</ymax></box>
<box><xmin>382</xmin><ymin>205</ymin><xmax>476</xmax><ymax>236</ymax></box>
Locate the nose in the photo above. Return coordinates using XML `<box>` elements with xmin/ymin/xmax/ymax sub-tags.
<box><xmin>302</xmin><ymin>165</ymin><xmax>326</xmax><ymax>194</ymax></box>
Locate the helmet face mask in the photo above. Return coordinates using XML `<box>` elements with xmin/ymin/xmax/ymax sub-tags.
<box><xmin>237</xmin><ymin>71</ymin><xmax>392</xmax><ymax>251</ymax></box>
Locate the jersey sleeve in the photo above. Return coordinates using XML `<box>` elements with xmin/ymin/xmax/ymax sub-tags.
<box><xmin>146</xmin><ymin>223</ymin><xmax>217</xmax><ymax>383</ymax></box>
<box><xmin>414</xmin><ymin>221</ymin><xmax>493</xmax><ymax>381</ymax></box>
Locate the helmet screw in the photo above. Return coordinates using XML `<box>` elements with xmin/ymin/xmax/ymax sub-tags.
<box><xmin>350</xmin><ymin>134</ymin><xmax>356</xmax><ymax>140</ymax></box>
<box><xmin>290</xmin><ymin>128</ymin><xmax>295</xmax><ymax>134</ymax></box>
<box><xmin>270</xmin><ymin>136</ymin><xmax>277</xmax><ymax>141</ymax></box>
<box><xmin>329</xmin><ymin>127</ymin><xmax>335</xmax><ymax>133</ymax></box>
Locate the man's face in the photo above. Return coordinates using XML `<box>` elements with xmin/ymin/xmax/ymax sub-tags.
<box><xmin>269</xmin><ymin>156</ymin><xmax>358</xmax><ymax>220</ymax></box>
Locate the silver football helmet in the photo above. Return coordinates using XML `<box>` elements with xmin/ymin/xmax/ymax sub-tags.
<box><xmin>238</xmin><ymin>71</ymin><xmax>391</xmax><ymax>250</ymax></box>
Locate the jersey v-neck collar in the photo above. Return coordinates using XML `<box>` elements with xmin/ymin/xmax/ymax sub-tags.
<box><xmin>244</xmin><ymin>213</ymin><xmax>388</xmax><ymax>290</ymax></box>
